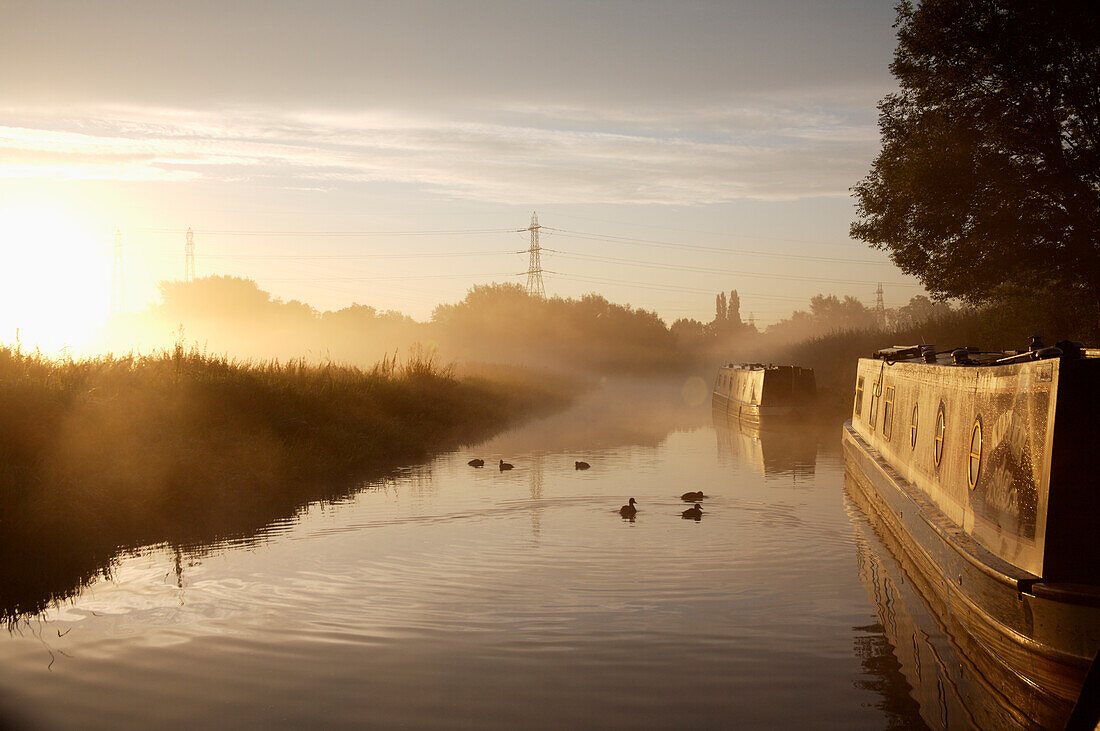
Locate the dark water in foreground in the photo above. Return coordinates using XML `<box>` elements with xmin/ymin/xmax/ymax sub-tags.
<box><xmin>1</xmin><ymin>384</ymin><xmax>993</xmax><ymax>729</ymax></box>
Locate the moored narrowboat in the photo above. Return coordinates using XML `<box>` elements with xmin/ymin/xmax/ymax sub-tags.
<box><xmin>712</xmin><ymin>363</ymin><xmax>816</xmax><ymax>425</ymax></box>
<box><xmin>842</xmin><ymin>339</ymin><xmax>1100</xmax><ymax>726</ymax></box>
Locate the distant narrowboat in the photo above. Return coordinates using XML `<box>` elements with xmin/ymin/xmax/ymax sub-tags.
<box><xmin>842</xmin><ymin>338</ymin><xmax>1100</xmax><ymax>726</ymax></box>
<box><xmin>712</xmin><ymin>363</ymin><xmax>816</xmax><ymax>425</ymax></box>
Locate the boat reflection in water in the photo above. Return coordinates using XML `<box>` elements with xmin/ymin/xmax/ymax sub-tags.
<box><xmin>712</xmin><ymin>405</ymin><xmax>817</xmax><ymax>479</ymax></box>
<box><xmin>847</xmin><ymin>474</ymin><xmax>1045</xmax><ymax>730</ymax></box>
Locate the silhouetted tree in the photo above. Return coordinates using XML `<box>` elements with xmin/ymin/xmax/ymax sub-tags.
<box><xmin>887</xmin><ymin>295</ymin><xmax>953</xmax><ymax>330</ymax></box>
<box><xmin>851</xmin><ymin>0</ymin><xmax>1100</xmax><ymax>317</ymax></box>
<box><xmin>728</xmin><ymin>290</ymin><xmax>742</xmax><ymax>327</ymax></box>
<box><xmin>431</xmin><ymin>283</ymin><xmax>682</xmax><ymax>374</ymax></box>
<box><xmin>715</xmin><ymin>292</ymin><xmax>727</xmax><ymax>322</ymax></box>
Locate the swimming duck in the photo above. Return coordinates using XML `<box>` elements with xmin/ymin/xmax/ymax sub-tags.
<box><xmin>680</xmin><ymin>491</ymin><xmax>706</xmax><ymax>502</ymax></box>
<box><xmin>575</xmin><ymin>461</ymin><xmax>591</xmax><ymax>470</ymax></box>
<box><xmin>619</xmin><ymin>498</ymin><xmax>638</xmax><ymax>518</ymax></box>
<box><xmin>468</xmin><ymin>458</ymin><xmax>485</xmax><ymax>467</ymax></box>
<box><xmin>682</xmin><ymin>503</ymin><xmax>703</xmax><ymax>520</ymax></box>
<box><xmin>499</xmin><ymin>459</ymin><xmax>514</xmax><ymax>471</ymax></box>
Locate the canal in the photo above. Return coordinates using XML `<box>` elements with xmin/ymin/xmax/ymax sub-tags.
<box><xmin>0</xmin><ymin>379</ymin><xmax>1011</xmax><ymax>728</ymax></box>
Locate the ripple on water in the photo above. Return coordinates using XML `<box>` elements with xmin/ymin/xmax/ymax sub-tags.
<box><xmin>0</xmin><ymin>418</ymin><xmax>912</xmax><ymax>730</ymax></box>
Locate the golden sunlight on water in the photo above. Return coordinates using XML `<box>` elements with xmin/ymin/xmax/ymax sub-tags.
<box><xmin>0</xmin><ymin>391</ymin><xmax>992</xmax><ymax>729</ymax></box>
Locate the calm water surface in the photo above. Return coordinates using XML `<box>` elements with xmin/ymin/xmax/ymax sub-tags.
<box><xmin>2</xmin><ymin>383</ymin><xmax>941</xmax><ymax>729</ymax></box>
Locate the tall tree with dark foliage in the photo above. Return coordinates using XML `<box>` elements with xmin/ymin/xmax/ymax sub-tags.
<box><xmin>852</xmin><ymin>1</ymin><xmax>1100</xmax><ymax>319</ymax></box>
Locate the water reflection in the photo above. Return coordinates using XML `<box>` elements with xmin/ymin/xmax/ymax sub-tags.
<box><xmin>845</xmin><ymin>475</ymin><xmax>1042</xmax><ymax>729</ymax></box>
<box><xmin>712</xmin><ymin>407</ymin><xmax>819</xmax><ymax>478</ymax></box>
<box><xmin>0</xmin><ymin>381</ymin><xmax>1010</xmax><ymax>729</ymax></box>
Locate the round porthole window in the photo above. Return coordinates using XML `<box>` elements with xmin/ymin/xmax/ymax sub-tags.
<box><xmin>968</xmin><ymin>419</ymin><xmax>982</xmax><ymax>489</ymax></box>
<box><xmin>933</xmin><ymin>403</ymin><xmax>946</xmax><ymax>467</ymax></box>
<box><xmin>910</xmin><ymin>403</ymin><xmax>919</xmax><ymax>450</ymax></box>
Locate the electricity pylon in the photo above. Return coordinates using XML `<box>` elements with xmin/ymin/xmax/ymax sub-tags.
<box><xmin>185</xmin><ymin>228</ymin><xmax>195</xmax><ymax>282</ymax></box>
<box><xmin>110</xmin><ymin>229</ymin><xmax>123</xmax><ymax>316</ymax></box>
<box><xmin>525</xmin><ymin>212</ymin><xmax>546</xmax><ymax>298</ymax></box>
<box><xmin>875</xmin><ymin>283</ymin><xmax>886</xmax><ymax>328</ymax></box>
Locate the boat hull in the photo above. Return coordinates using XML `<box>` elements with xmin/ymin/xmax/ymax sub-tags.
<box><xmin>843</xmin><ymin>420</ymin><xmax>1100</xmax><ymax>727</ymax></box>
<box><xmin>711</xmin><ymin>390</ymin><xmax>801</xmax><ymax>425</ymax></box>
<box><xmin>711</xmin><ymin>364</ymin><xmax>816</xmax><ymax>426</ymax></box>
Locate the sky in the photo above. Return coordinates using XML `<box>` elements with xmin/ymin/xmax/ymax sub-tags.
<box><xmin>0</xmin><ymin>0</ymin><xmax>922</xmax><ymax>351</ymax></box>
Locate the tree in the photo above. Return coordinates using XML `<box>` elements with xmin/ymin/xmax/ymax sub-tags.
<box><xmin>888</xmin><ymin>295</ymin><xmax>953</xmax><ymax>330</ymax></box>
<box><xmin>728</xmin><ymin>290</ymin><xmax>742</xmax><ymax>327</ymax></box>
<box><xmin>851</xmin><ymin>0</ymin><xmax>1100</xmax><ymax>317</ymax></box>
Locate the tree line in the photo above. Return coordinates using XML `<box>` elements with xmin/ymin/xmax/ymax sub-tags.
<box><xmin>105</xmin><ymin>276</ymin><xmax>974</xmax><ymax>378</ymax></box>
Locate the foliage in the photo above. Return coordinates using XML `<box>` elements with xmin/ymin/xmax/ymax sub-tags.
<box><xmin>765</xmin><ymin>294</ymin><xmax>878</xmax><ymax>343</ymax></box>
<box><xmin>0</xmin><ymin>345</ymin><xmax>572</xmax><ymax>623</ymax></box>
<box><xmin>851</xmin><ymin>0</ymin><xmax>1100</xmax><ymax>314</ymax></box>
<box><xmin>430</xmin><ymin>283</ymin><xmax>683</xmax><ymax>374</ymax></box>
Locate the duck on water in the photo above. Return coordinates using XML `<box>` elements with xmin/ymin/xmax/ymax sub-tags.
<box><xmin>681</xmin><ymin>504</ymin><xmax>703</xmax><ymax>520</ymax></box>
<box><xmin>619</xmin><ymin>498</ymin><xmax>637</xmax><ymax>518</ymax></box>
<box><xmin>499</xmin><ymin>459</ymin><xmax>514</xmax><ymax>471</ymax></box>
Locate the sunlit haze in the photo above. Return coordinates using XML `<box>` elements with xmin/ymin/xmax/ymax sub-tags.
<box><xmin>0</xmin><ymin>0</ymin><xmax>921</xmax><ymax>350</ymax></box>
<box><xmin>0</xmin><ymin>201</ymin><xmax>110</xmax><ymax>351</ymax></box>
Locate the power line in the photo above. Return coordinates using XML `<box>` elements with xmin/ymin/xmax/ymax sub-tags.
<box><xmin>543</xmin><ymin>249</ymin><xmax>922</xmax><ymax>288</ymax></box>
<box><xmin>543</xmin><ymin>227</ymin><xmax>896</xmax><ymax>265</ymax></box>
<box><xmin>540</xmin><ymin>211</ymin><xmax>870</xmax><ymax>249</ymax></box>
<box><xmin>129</xmin><ymin>227</ymin><xmax>517</xmax><ymax>237</ymax></box>
<box><xmin>195</xmin><ymin>250</ymin><xmax>521</xmax><ymax>260</ymax></box>
<box><xmin>259</xmin><ymin>271</ymin><xmax>523</xmax><ymax>283</ymax></box>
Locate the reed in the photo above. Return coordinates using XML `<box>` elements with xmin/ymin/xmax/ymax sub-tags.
<box><xmin>0</xmin><ymin>345</ymin><xmax>572</xmax><ymax>624</ymax></box>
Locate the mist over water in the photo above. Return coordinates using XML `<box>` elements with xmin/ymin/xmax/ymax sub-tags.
<box><xmin>0</xmin><ymin>383</ymin><xmax>955</xmax><ymax>729</ymax></box>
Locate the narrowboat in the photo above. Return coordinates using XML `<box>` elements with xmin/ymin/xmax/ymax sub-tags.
<box><xmin>842</xmin><ymin>338</ymin><xmax>1100</xmax><ymax>727</ymax></box>
<box><xmin>712</xmin><ymin>363</ymin><xmax>816</xmax><ymax>425</ymax></box>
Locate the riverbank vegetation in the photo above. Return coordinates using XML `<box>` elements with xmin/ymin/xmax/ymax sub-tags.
<box><xmin>0</xmin><ymin>345</ymin><xmax>573</xmax><ymax>623</ymax></box>
<box><xmin>102</xmin><ymin>274</ymin><xmax>1100</xmax><ymax>401</ymax></box>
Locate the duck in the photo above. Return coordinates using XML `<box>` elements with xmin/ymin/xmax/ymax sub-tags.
<box><xmin>682</xmin><ymin>503</ymin><xmax>703</xmax><ymax>520</ymax></box>
<box><xmin>499</xmin><ymin>459</ymin><xmax>514</xmax><ymax>471</ymax></box>
<box><xmin>619</xmin><ymin>498</ymin><xmax>638</xmax><ymax>518</ymax></box>
<box><xmin>468</xmin><ymin>458</ymin><xmax>485</xmax><ymax>467</ymax></box>
<box><xmin>575</xmin><ymin>461</ymin><xmax>591</xmax><ymax>470</ymax></box>
<box><xmin>680</xmin><ymin>491</ymin><xmax>706</xmax><ymax>502</ymax></box>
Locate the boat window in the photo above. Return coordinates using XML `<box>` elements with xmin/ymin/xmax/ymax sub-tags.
<box><xmin>934</xmin><ymin>403</ymin><xmax>946</xmax><ymax>467</ymax></box>
<box><xmin>910</xmin><ymin>403</ymin><xmax>918</xmax><ymax>449</ymax></box>
<box><xmin>868</xmin><ymin>380</ymin><xmax>880</xmax><ymax>430</ymax></box>
<box><xmin>854</xmin><ymin>377</ymin><xmax>865</xmax><ymax>418</ymax></box>
<box><xmin>882</xmin><ymin>385</ymin><xmax>895</xmax><ymax>440</ymax></box>
<box><xmin>968</xmin><ymin>419</ymin><xmax>982</xmax><ymax>489</ymax></box>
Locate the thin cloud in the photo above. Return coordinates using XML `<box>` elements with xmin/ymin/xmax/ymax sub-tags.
<box><xmin>0</xmin><ymin>104</ymin><xmax>878</xmax><ymax>203</ymax></box>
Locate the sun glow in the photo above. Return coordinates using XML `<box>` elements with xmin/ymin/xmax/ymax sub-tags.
<box><xmin>0</xmin><ymin>204</ymin><xmax>111</xmax><ymax>354</ymax></box>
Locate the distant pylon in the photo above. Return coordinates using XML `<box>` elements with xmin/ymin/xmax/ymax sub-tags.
<box><xmin>875</xmin><ymin>282</ymin><xmax>886</xmax><ymax>328</ymax></box>
<box><xmin>185</xmin><ymin>228</ymin><xmax>195</xmax><ymax>282</ymax></box>
<box><xmin>110</xmin><ymin>229</ymin><xmax>123</xmax><ymax>316</ymax></box>
<box><xmin>525</xmin><ymin>212</ymin><xmax>546</xmax><ymax>298</ymax></box>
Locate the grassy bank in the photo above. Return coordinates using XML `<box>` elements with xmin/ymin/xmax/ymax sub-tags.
<box><xmin>0</xmin><ymin>345</ymin><xmax>574</xmax><ymax>623</ymax></box>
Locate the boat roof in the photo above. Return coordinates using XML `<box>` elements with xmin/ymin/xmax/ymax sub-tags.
<box><xmin>870</xmin><ymin>341</ymin><xmax>1099</xmax><ymax>367</ymax></box>
<box><xmin>720</xmin><ymin>363</ymin><xmax>813</xmax><ymax>372</ymax></box>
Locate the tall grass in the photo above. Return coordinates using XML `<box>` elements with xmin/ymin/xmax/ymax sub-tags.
<box><xmin>0</xmin><ymin>345</ymin><xmax>572</xmax><ymax>624</ymax></box>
